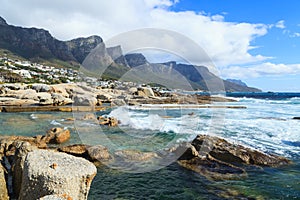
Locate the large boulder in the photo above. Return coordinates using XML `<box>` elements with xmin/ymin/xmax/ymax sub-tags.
<box><xmin>12</xmin><ymin>141</ymin><xmax>38</xmax><ymax>199</ymax></box>
<box><xmin>177</xmin><ymin>135</ymin><xmax>291</xmax><ymax>180</ymax></box>
<box><xmin>0</xmin><ymin>163</ymin><xmax>9</xmax><ymax>200</ymax></box>
<box><xmin>19</xmin><ymin>150</ymin><xmax>97</xmax><ymax>200</ymax></box>
<box><xmin>50</xmin><ymin>84</ymin><xmax>73</xmax><ymax>98</ymax></box>
<box><xmin>190</xmin><ymin>135</ymin><xmax>291</xmax><ymax>166</ymax></box>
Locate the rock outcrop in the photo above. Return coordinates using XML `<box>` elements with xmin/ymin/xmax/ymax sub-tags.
<box><xmin>177</xmin><ymin>135</ymin><xmax>291</xmax><ymax>180</ymax></box>
<box><xmin>18</xmin><ymin>150</ymin><xmax>97</xmax><ymax>200</ymax></box>
<box><xmin>125</xmin><ymin>53</ymin><xmax>148</xmax><ymax>67</ymax></box>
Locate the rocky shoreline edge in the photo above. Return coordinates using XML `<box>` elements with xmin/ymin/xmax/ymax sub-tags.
<box><xmin>0</xmin><ymin>83</ymin><xmax>244</xmax><ymax>113</ymax></box>
<box><xmin>0</xmin><ymin>125</ymin><xmax>291</xmax><ymax>200</ymax></box>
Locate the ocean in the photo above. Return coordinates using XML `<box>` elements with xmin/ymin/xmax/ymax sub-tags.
<box><xmin>1</xmin><ymin>93</ymin><xmax>299</xmax><ymax>199</ymax></box>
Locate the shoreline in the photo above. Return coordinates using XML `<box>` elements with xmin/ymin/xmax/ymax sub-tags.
<box><xmin>0</xmin><ymin>82</ymin><xmax>241</xmax><ymax>113</ymax></box>
<box><xmin>0</xmin><ymin>104</ymin><xmax>246</xmax><ymax>113</ymax></box>
<box><xmin>0</xmin><ymin>105</ymin><xmax>106</xmax><ymax>112</ymax></box>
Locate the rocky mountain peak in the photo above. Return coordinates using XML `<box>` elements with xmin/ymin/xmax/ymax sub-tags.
<box><xmin>0</xmin><ymin>16</ymin><xmax>8</xmax><ymax>26</ymax></box>
<box><xmin>125</xmin><ymin>53</ymin><xmax>148</xmax><ymax>67</ymax></box>
<box><xmin>226</xmin><ymin>79</ymin><xmax>247</xmax><ymax>87</ymax></box>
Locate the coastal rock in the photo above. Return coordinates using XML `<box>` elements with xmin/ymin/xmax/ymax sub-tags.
<box><xmin>140</xmin><ymin>87</ymin><xmax>155</xmax><ymax>97</ymax></box>
<box><xmin>110</xmin><ymin>99</ymin><xmax>126</xmax><ymax>106</ymax></box>
<box><xmin>38</xmin><ymin>92</ymin><xmax>53</xmax><ymax>105</ymax></box>
<box><xmin>178</xmin><ymin>135</ymin><xmax>291</xmax><ymax>180</ymax></box>
<box><xmin>96</xmin><ymin>93</ymin><xmax>112</xmax><ymax>102</ymax></box>
<box><xmin>58</xmin><ymin>144</ymin><xmax>111</xmax><ymax>163</ymax></box>
<box><xmin>86</xmin><ymin>145</ymin><xmax>111</xmax><ymax>162</ymax></box>
<box><xmin>18</xmin><ymin>89</ymin><xmax>39</xmax><ymax>100</ymax></box>
<box><xmin>58</xmin><ymin>144</ymin><xmax>87</xmax><ymax>157</ymax></box>
<box><xmin>0</xmin><ymin>163</ymin><xmax>9</xmax><ymax>200</ymax></box>
<box><xmin>12</xmin><ymin>141</ymin><xmax>38</xmax><ymax>199</ymax></box>
<box><xmin>0</xmin><ymin>135</ymin><xmax>47</xmax><ymax>150</ymax></box>
<box><xmin>178</xmin><ymin>156</ymin><xmax>247</xmax><ymax>181</ymax></box>
<box><xmin>82</xmin><ymin>113</ymin><xmax>97</xmax><ymax>121</ymax></box>
<box><xmin>293</xmin><ymin>117</ymin><xmax>300</xmax><ymax>120</ymax></box>
<box><xmin>31</xmin><ymin>84</ymin><xmax>51</xmax><ymax>92</ymax></box>
<box><xmin>73</xmin><ymin>94</ymin><xmax>97</xmax><ymax>106</ymax></box>
<box><xmin>128</xmin><ymin>87</ymin><xmax>138</xmax><ymax>94</ymax></box>
<box><xmin>19</xmin><ymin>150</ymin><xmax>97</xmax><ymax>200</ymax></box>
<box><xmin>2</xmin><ymin>83</ymin><xmax>27</xmax><ymax>91</ymax></box>
<box><xmin>191</xmin><ymin>135</ymin><xmax>291</xmax><ymax>167</ymax></box>
<box><xmin>39</xmin><ymin>194</ymin><xmax>72</xmax><ymax>200</ymax></box>
<box><xmin>52</xmin><ymin>93</ymin><xmax>73</xmax><ymax>106</ymax></box>
<box><xmin>50</xmin><ymin>84</ymin><xmax>73</xmax><ymax>98</ymax></box>
<box><xmin>115</xmin><ymin>149</ymin><xmax>157</xmax><ymax>161</ymax></box>
<box><xmin>44</xmin><ymin>128</ymin><xmax>70</xmax><ymax>144</ymax></box>
<box><xmin>0</xmin><ymin>97</ymin><xmax>38</xmax><ymax>106</ymax></box>
<box><xmin>99</xmin><ymin>116</ymin><xmax>118</xmax><ymax>127</ymax></box>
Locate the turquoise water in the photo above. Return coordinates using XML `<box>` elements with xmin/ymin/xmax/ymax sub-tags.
<box><xmin>0</xmin><ymin>96</ymin><xmax>299</xmax><ymax>199</ymax></box>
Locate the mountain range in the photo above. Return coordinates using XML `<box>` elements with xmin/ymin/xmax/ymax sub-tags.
<box><xmin>0</xmin><ymin>16</ymin><xmax>261</xmax><ymax>92</ymax></box>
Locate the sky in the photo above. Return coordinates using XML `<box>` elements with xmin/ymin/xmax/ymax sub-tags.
<box><xmin>0</xmin><ymin>0</ymin><xmax>299</xmax><ymax>91</ymax></box>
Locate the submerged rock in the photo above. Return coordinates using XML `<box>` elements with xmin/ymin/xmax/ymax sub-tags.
<box><xmin>115</xmin><ymin>149</ymin><xmax>157</xmax><ymax>162</ymax></box>
<box><xmin>19</xmin><ymin>150</ymin><xmax>97</xmax><ymax>200</ymax></box>
<box><xmin>87</xmin><ymin>145</ymin><xmax>111</xmax><ymax>162</ymax></box>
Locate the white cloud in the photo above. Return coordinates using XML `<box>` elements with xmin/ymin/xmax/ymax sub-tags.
<box><xmin>0</xmin><ymin>0</ymin><xmax>271</xmax><ymax>67</ymax></box>
<box><xmin>221</xmin><ymin>62</ymin><xmax>300</xmax><ymax>79</ymax></box>
<box><xmin>275</xmin><ymin>20</ymin><xmax>285</xmax><ymax>29</ymax></box>
<box><xmin>291</xmin><ymin>32</ymin><xmax>300</xmax><ymax>37</ymax></box>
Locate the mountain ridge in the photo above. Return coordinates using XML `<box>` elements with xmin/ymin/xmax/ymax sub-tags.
<box><xmin>0</xmin><ymin>16</ymin><xmax>261</xmax><ymax>92</ymax></box>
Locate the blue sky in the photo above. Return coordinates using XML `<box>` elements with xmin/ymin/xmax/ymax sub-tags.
<box><xmin>171</xmin><ymin>0</ymin><xmax>300</xmax><ymax>91</ymax></box>
<box><xmin>0</xmin><ymin>0</ymin><xmax>299</xmax><ymax>91</ymax></box>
